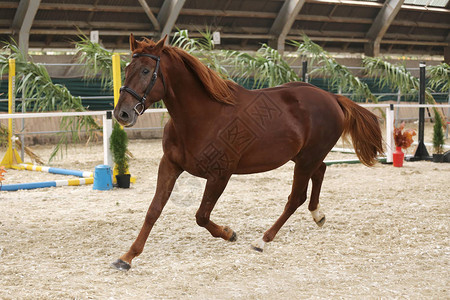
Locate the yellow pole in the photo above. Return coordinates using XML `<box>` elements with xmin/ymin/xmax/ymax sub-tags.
<box><xmin>1</xmin><ymin>58</ymin><xmax>22</xmax><ymax>167</ymax></box>
<box><xmin>112</xmin><ymin>53</ymin><xmax>121</xmax><ymax>108</ymax></box>
<box><xmin>7</xmin><ymin>59</ymin><xmax>15</xmax><ymax>152</ymax></box>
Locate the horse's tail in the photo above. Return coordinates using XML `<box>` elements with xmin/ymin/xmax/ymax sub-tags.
<box><xmin>335</xmin><ymin>95</ymin><xmax>384</xmax><ymax>166</ymax></box>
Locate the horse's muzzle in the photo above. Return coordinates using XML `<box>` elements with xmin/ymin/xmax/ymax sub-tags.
<box><xmin>113</xmin><ymin>107</ymin><xmax>138</xmax><ymax>127</ymax></box>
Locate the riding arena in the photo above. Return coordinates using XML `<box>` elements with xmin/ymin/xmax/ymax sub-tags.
<box><xmin>0</xmin><ymin>1</ymin><xmax>449</xmax><ymax>298</ymax></box>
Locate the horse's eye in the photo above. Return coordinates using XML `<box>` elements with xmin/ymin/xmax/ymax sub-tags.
<box><xmin>142</xmin><ymin>68</ymin><xmax>150</xmax><ymax>75</ymax></box>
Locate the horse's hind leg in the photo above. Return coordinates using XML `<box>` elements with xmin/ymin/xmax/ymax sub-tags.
<box><xmin>251</xmin><ymin>161</ymin><xmax>311</xmax><ymax>252</ymax></box>
<box><xmin>309</xmin><ymin>162</ymin><xmax>326</xmax><ymax>227</ymax></box>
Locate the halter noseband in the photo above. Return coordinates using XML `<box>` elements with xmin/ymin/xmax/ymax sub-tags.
<box><xmin>119</xmin><ymin>53</ymin><xmax>165</xmax><ymax>115</ymax></box>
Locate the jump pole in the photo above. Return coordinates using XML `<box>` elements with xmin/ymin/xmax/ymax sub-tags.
<box><xmin>15</xmin><ymin>163</ymin><xmax>93</xmax><ymax>178</ymax></box>
<box><xmin>0</xmin><ymin>177</ymin><xmax>94</xmax><ymax>191</ymax></box>
<box><xmin>103</xmin><ymin>111</ymin><xmax>113</xmax><ymax>168</ymax></box>
<box><xmin>385</xmin><ymin>104</ymin><xmax>394</xmax><ymax>163</ymax></box>
<box><xmin>0</xmin><ymin>58</ymin><xmax>23</xmax><ymax>168</ymax></box>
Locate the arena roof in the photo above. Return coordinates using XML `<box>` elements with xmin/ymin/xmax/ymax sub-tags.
<box><xmin>1</xmin><ymin>0</ymin><xmax>449</xmax><ymax>60</ymax></box>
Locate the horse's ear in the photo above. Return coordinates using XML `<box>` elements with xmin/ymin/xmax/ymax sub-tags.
<box><xmin>154</xmin><ymin>35</ymin><xmax>168</xmax><ymax>54</ymax></box>
<box><xmin>130</xmin><ymin>34</ymin><xmax>138</xmax><ymax>51</ymax></box>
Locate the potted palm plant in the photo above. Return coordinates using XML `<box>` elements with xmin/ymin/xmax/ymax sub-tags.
<box><xmin>110</xmin><ymin>121</ymin><xmax>130</xmax><ymax>188</ymax></box>
<box><xmin>432</xmin><ymin>110</ymin><xmax>445</xmax><ymax>162</ymax></box>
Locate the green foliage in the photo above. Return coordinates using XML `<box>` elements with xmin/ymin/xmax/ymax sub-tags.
<box><xmin>172</xmin><ymin>29</ymin><xmax>299</xmax><ymax>88</ymax></box>
<box><xmin>225</xmin><ymin>44</ymin><xmax>300</xmax><ymax>89</ymax></box>
<box><xmin>172</xmin><ymin>28</ymin><xmax>215</xmax><ymax>52</ymax></box>
<box><xmin>172</xmin><ymin>29</ymin><xmax>230</xmax><ymax>79</ymax></box>
<box><xmin>0</xmin><ymin>41</ymin><xmax>101</xmax><ymax>161</ymax></box>
<box><xmin>291</xmin><ymin>36</ymin><xmax>376</xmax><ymax>102</ymax></box>
<box><xmin>362</xmin><ymin>57</ymin><xmax>440</xmax><ymax>106</ymax></box>
<box><xmin>75</xmin><ymin>34</ymin><xmax>129</xmax><ymax>88</ymax></box>
<box><xmin>428</xmin><ymin>63</ymin><xmax>450</xmax><ymax>93</ymax></box>
<box><xmin>109</xmin><ymin>121</ymin><xmax>129</xmax><ymax>175</ymax></box>
<box><xmin>363</xmin><ymin>57</ymin><xmax>419</xmax><ymax>96</ymax></box>
<box><xmin>432</xmin><ymin>109</ymin><xmax>445</xmax><ymax>154</ymax></box>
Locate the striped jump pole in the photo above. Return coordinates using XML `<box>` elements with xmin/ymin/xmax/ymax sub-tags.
<box><xmin>0</xmin><ymin>177</ymin><xmax>94</xmax><ymax>192</ymax></box>
<box><xmin>324</xmin><ymin>157</ymin><xmax>387</xmax><ymax>166</ymax></box>
<box><xmin>14</xmin><ymin>163</ymin><xmax>93</xmax><ymax>178</ymax></box>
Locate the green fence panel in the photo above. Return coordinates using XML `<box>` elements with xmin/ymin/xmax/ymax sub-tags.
<box><xmin>1</xmin><ymin>76</ymin><xmax>448</xmax><ymax>113</ymax></box>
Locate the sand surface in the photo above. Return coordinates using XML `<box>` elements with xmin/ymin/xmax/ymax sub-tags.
<box><xmin>0</xmin><ymin>139</ymin><xmax>449</xmax><ymax>299</ymax></box>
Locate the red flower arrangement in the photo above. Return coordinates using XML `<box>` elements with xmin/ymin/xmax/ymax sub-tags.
<box><xmin>0</xmin><ymin>166</ymin><xmax>6</xmax><ymax>190</ymax></box>
<box><xmin>393</xmin><ymin>122</ymin><xmax>416</xmax><ymax>149</ymax></box>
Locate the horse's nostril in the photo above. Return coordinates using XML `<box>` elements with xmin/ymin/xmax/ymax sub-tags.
<box><xmin>120</xmin><ymin>111</ymin><xmax>129</xmax><ymax>120</ymax></box>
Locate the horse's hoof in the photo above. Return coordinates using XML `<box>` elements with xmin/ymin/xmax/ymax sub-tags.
<box><xmin>251</xmin><ymin>237</ymin><xmax>265</xmax><ymax>252</ymax></box>
<box><xmin>315</xmin><ymin>216</ymin><xmax>326</xmax><ymax>227</ymax></box>
<box><xmin>251</xmin><ymin>245</ymin><xmax>264</xmax><ymax>252</ymax></box>
<box><xmin>229</xmin><ymin>231</ymin><xmax>238</xmax><ymax>242</ymax></box>
<box><xmin>111</xmin><ymin>259</ymin><xmax>131</xmax><ymax>271</ymax></box>
<box><xmin>311</xmin><ymin>206</ymin><xmax>326</xmax><ymax>227</ymax></box>
<box><xmin>224</xmin><ymin>226</ymin><xmax>237</xmax><ymax>242</ymax></box>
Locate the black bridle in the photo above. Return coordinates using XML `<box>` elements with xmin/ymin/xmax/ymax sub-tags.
<box><xmin>119</xmin><ymin>53</ymin><xmax>165</xmax><ymax>115</ymax></box>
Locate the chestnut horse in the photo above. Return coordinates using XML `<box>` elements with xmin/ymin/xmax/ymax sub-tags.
<box><xmin>112</xmin><ymin>35</ymin><xmax>383</xmax><ymax>271</ymax></box>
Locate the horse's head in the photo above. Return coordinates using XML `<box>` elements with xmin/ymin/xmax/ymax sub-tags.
<box><xmin>114</xmin><ymin>34</ymin><xmax>167</xmax><ymax>127</ymax></box>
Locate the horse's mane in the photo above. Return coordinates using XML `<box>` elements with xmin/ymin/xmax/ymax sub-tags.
<box><xmin>136</xmin><ymin>38</ymin><xmax>237</xmax><ymax>105</ymax></box>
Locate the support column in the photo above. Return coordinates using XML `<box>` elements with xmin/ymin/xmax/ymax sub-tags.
<box><xmin>364</xmin><ymin>0</ymin><xmax>404</xmax><ymax>57</ymax></box>
<box><xmin>12</xmin><ymin>0</ymin><xmax>41</xmax><ymax>55</ymax></box>
<box><xmin>268</xmin><ymin>0</ymin><xmax>305</xmax><ymax>54</ymax></box>
<box><xmin>157</xmin><ymin>0</ymin><xmax>185</xmax><ymax>42</ymax></box>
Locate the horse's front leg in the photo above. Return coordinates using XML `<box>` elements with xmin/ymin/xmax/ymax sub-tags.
<box><xmin>195</xmin><ymin>176</ymin><xmax>237</xmax><ymax>242</ymax></box>
<box><xmin>112</xmin><ymin>155</ymin><xmax>182</xmax><ymax>271</ymax></box>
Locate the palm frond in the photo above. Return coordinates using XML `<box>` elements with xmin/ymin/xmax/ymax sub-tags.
<box><xmin>0</xmin><ymin>41</ymin><xmax>101</xmax><ymax>162</ymax></box>
<box><xmin>225</xmin><ymin>43</ymin><xmax>299</xmax><ymax>89</ymax></box>
<box><xmin>363</xmin><ymin>57</ymin><xmax>419</xmax><ymax>96</ymax></box>
<box><xmin>75</xmin><ymin>34</ymin><xmax>128</xmax><ymax>88</ymax></box>
<box><xmin>363</xmin><ymin>56</ymin><xmax>446</xmax><ymax>125</ymax></box>
<box><xmin>363</xmin><ymin>56</ymin><xmax>441</xmax><ymax>105</ymax></box>
<box><xmin>428</xmin><ymin>63</ymin><xmax>450</xmax><ymax>92</ymax></box>
<box><xmin>172</xmin><ymin>29</ymin><xmax>230</xmax><ymax>79</ymax></box>
<box><xmin>291</xmin><ymin>36</ymin><xmax>376</xmax><ymax>102</ymax></box>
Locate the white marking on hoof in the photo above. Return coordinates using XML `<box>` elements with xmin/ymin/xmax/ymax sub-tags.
<box><xmin>251</xmin><ymin>237</ymin><xmax>266</xmax><ymax>252</ymax></box>
<box><xmin>311</xmin><ymin>206</ymin><xmax>326</xmax><ymax>227</ymax></box>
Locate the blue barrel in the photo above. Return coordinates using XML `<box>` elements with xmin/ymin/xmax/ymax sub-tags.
<box><xmin>93</xmin><ymin>165</ymin><xmax>113</xmax><ymax>191</ymax></box>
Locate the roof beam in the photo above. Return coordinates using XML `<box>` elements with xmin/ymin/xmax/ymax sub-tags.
<box><xmin>157</xmin><ymin>0</ymin><xmax>185</xmax><ymax>41</ymax></box>
<box><xmin>38</xmin><ymin>3</ymin><xmax>145</xmax><ymax>13</ymax></box>
<box><xmin>296</xmin><ymin>14</ymin><xmax>449</xmax><ymax>29</ymax></box>
<box><xmin>269</xmin><ymin>0</ymin><xmax>305</xmax><ymax>53</ymax></box>
<box><xmin>306</xmin><ymin>0</ymin><xmax>383</xmax><ymax>7</ymax></box>
<box><xmin>25</xmin><ymin>27</ymin><xmax>449</xmax><ymax>47</ymax></box>
<box><xmin>12</xmin><ymin>0</ymin><xmax>41</xmax><ymax>55</ymax></box>
<box><xmin>364</xmin><ymin>0</ymin><xmax>404</xmax><ymax>57</ymax></box>
<box><xmin>0</xmin><ymin>3</ymin><xmax>19</xmax><ymax>9</ymax></box>
<box><xmin>307</xmin><ymin>0</ymin><xmax>449</xmax><ymax>12</ymax></box>
<box><xmin>138</xmin><ymin>0</ymin><xmax>160</xmax><ymax>31</ymax></box>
